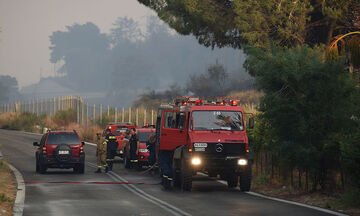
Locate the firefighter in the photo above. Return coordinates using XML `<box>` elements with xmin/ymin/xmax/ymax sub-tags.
<box><xmin>159</xmin><ymin>150</ymin><xmax>173</xmax><ymax>189</ymax></box>
<box><xmin>105</xmin><ymin>129</ymin><xmax>118</xmax><ymax>172</ymax></box>
<box><xmin>129</xmin><ymin>128</ymin><xmax>140</xmax><ymax>168</ymax></box>
<box><xmin>95</xmin><ymin>133</ymin><xmax>107</xmax><ymax>173</ymax></box>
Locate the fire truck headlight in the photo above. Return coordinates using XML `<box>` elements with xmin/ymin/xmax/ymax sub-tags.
<box><xmin>191</xmin><ymin>157</ymin><xmax>201</xmax><ymax>165</ymax></box>
<box><xmin>238</xmin><ymin>159</ymin><xmax>248</xmax><ymax>166</ymax></box>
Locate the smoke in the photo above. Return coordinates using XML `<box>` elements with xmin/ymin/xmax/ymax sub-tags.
<box><xmin>46</xmin><ymin>15</ymin><xmax>248</xmax><ymax>107</ymax></box>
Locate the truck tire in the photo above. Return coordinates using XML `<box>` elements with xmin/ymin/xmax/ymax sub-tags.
<box><xmin>180</xmin><ymin>158</ymin><xmax>192</xmax><ymax>191</ymax></box>
<box><xmin>227</xmin><ymin>174</ymin><xmax>238</xmax><ymax>188</ymax></box>
<box><xmin>172</xmin><ymin>159</ymin><xmax>181</xmax><ymax>187</ymax></box>
<box><xmin>240</xmin><ymin>166</ymin><xmax>252</xmax><ymax>192</ymax></box>
<box><xmin>124</xmin><ymin>148</ymin><xmax>131</xmax><ymax>169</ymax></box>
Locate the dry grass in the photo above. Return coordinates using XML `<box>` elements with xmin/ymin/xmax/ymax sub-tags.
<box><xmin>0</xmin><ymin>160</ymin><xmax>15</xmax><ymax>216</ymax></box>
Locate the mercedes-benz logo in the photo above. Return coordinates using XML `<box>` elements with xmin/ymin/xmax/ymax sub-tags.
<box><xmin>216</xmin><ymin>143</ymin><xmax>223</xmax><ymax>153</ymax></box>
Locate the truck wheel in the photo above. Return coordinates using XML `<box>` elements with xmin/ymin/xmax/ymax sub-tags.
<box><xmin>39</xmin><ymin>162</ymin><xmax>47</xmax><ymax>174</ymax></box>
<box><xmin>180</xmin><ymin>158</ymin><xmax>192</xmax><ymax>191</ymax></box>
<box><xmin>240</xmin><ymin>166</ymin><xmax>252</xmax><ymax>192</ymax></box>
<box><xmin>124</xmin><ymin>154</ymin><xmax>131</xmax><ymax>169</ymax></box>
<box><xmin>172</xmin><ymin>159</ymin><xmax>181</xmax><ymax>187</ymax></box>
<box><xmin>227</xmin><ymin>175</ymin><xmax>238</xmax><ymax>188</ymax></box>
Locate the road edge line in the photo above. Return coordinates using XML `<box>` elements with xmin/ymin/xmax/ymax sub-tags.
<box><xmin>197</xmin><ymin>172</ymin><xmax>348</xmax><ymax>216</ymax></box>
<box><xmin>8</xmin><ymin>163</ymin><xmax>25</xmax><ymax>216</ymax></box>
<box><xmin>245</xmin><ymin>191</ymin><xmax>348</xmax><ymax>216</ymax></box>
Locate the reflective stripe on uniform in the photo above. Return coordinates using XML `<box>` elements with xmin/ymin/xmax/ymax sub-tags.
<box><xmin>130</xmin><ymin>160</ymin><xmax>138</xmax><ymax>162</ymax></box>
<box><xmin>163</xmin><ymin>175</ymin><xmax>173</xmax><ymax>181</ymax></box>
<box><xmin>108</xmin><ymin>136</ymin><xmax>117</xmax><ymax>139</ymax></box>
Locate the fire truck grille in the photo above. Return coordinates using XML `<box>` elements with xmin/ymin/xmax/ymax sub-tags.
<box><xmin>203</xmin><ymin>143</ymin><xmax>246</xmax><ymax>156</ymax></box>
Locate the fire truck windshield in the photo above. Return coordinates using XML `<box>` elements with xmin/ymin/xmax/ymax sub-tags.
<box><xmin>191</xmin><ymin>111</ymin><xmax>244</xmax><ymax>131</ymax></box>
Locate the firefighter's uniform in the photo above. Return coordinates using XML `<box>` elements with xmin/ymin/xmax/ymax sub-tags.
<box><xmin>96</xmin><ymin>137</ymin><xmax>107</xmax><ymax>172</ymax></box>
<box><xmin>105</xmin><ymin>133</ymin><xmax>118</xmax><ymax>171</ymax></box>
<box><xmin>129</xmin><ymin>134</ymin><xmax>139</xmax><ymax>168</ymax></box>
<box><xmin>159</xmin><ymin>150</ymin><xmax>173</xmax><ymax>189</ymax></box>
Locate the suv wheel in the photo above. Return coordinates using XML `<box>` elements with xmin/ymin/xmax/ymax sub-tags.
<box><xmin>240</xmin><ymin>165</ymin><xmax>252</xmax><ymax>192</ymax></box>
<box><xmin>39</xmin><ymin>162</ymin><xmax>47</xmax><ymax>174</ymax></box>
<box><xmin>35</xmin><ymin>157</ymin><xmax>40</xmax><ymax>173</ymax></box>
<box><xmin>74</xmin><ymin>164</ymin><xmax>85</xmax><ymax>174</ymax></box>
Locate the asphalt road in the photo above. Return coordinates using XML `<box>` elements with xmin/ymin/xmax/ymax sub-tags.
<box><xmin>0</xmin><ymin>129</ymin><xmax>336</xmax><ymax>216</ymax></box>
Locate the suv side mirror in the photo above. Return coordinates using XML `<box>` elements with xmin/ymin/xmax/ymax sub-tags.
<box><xmin>81</xmin><ymin>141</ymin><xmax>85</xmax><ymax>146</ymax></box>
<box><xmin>33</xmin><ymin>142</ymin><xmax>40</xmax><ymax>146</ymax></box>
<box><xmin>248</xmin><ymin>117</ymin><xmax>255</xmax><ymax>129</ymax></box>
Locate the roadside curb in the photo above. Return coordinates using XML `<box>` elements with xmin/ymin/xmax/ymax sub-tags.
<box><xmin>8</xmin><ymin>163</ymin><xmax>25</xmax><ymax>216</ymax></box>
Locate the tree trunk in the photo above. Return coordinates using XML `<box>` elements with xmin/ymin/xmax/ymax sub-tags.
<box><xmin>271</xmin><ymin>154</ymin><xmax>274</xmax><ymax>179</ymax></box>
<box><xmin>298</xmin><ymin>170</ymin><xmax>302</xmax><ymax>189</ymax></box>
<box><xmin>305</xmin><ymin>170</ymin><xmax>309</xmax><ymax>191</ymax></box>
<box><xmin>290</xmin><ymin>168</ymin><xmax>294</xmax><ymax>187</ymax></box>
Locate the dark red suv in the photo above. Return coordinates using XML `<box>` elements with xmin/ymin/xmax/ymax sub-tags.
<box><xmin>33</xmin><ymin>131</ymin><xmax>85</xmax><ymax>174</ymax></box>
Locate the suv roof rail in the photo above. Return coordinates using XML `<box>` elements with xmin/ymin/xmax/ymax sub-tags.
<box><xmin>108</xmin><ymin>122</ymin><xmax>135</xmax><ymax>125</ymax></box>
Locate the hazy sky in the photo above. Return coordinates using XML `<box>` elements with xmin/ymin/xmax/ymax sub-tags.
<box><xmin>0</xmin><ymin>0</ymin><xmax>153</xmax><ymax>88</ymax></box>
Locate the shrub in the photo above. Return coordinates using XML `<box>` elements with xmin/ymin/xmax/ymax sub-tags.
<box><xmin>53</xmin><ymin>109</ymin><xmax>76</xmax><ymax>126</ymax></box>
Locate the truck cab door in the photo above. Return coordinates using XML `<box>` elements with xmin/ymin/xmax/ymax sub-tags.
<box><xmin>160</xmin><ymin>110</ymin><xmax>187</xmax><ymax>151</ymax></box>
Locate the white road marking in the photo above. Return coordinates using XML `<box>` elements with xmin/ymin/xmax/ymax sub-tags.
<box><xmin>8</xmin><ymin>163</ymin><xmax>26</xmax><ymax>216</ymax></box>
<box><xmin>85</xmin><ymin>142</ymin><xmax>97</xmax><ymax>147</ymax></box>
<box><xmin>87</xmin><ymin>162</ymin><xmax>191</xmax><ymax>216</ymax></box>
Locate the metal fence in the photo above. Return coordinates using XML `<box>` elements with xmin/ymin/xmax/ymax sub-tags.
<box><xmin>0</xmin><ymin>96</ymin><xmax>156</xmax><ymax>127</ymax></box>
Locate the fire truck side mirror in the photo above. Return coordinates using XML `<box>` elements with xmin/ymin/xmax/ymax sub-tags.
<box><xmin>248</xmin><ymin>117</ymin><xmax>255</xmax><ymax>129</ymax></box>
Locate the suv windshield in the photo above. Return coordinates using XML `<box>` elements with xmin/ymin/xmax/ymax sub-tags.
<box><xmin>46</xmin><ymin>133</ymin><xmax>80</xmax><ymax>145</ymax></box>
<box><xmin>138</xmin><ymin>132</ymin><xmax>155</xmax><ymax>142</ymax></box>
<box><xmin>192</xmin><ymin>111</ymin><xmax>244</xmax><ymax>131</ymax></box>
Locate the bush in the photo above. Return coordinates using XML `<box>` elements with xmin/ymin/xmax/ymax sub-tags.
<box><xmin>245</xmin><ymin>45</ymin><xmax>359</xmax><ymax>191</ymax></box>
<box><xmin>53</xmin><ymin>109</ymin><xmax>76</xmax><ymax>126</ymax></box>
<box><xmin>0</xmin><ymin>193</ymin><xmax>12</xmax><ymax>203</ymax></box>
<box><xmin>8</xmin><ymin>112</ymin><xmax>43</xmax><ymax>131</ymax></box>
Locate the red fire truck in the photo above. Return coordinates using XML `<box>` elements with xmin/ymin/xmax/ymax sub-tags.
<box><xmin>156</xmin><ymin>96</ymin><xmax>254</xmax><ymax>191</ymax></box>
<box><xmin>104</xmin><ymin>122</ymin><xmax>137</xmax><ymax>158</ymax></box>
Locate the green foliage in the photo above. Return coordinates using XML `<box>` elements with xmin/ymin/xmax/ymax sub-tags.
<box><xmin>341</xmin><ymin>125</ymin><xmax>360</xmax><ymax>190</ymax></box>
<box><xmin>252</xmin><ymin>175</ymin><xmax>271</xmax><ymax>185</ymax></box>
<box><xmin>336</xmin><ymin>189</ymin><xmax>360</xmax><ymax>207</ymax></box>
<box><xmin>139</xmin><ymin>0</ymin><xmax>357</xmax><ymax>49</ymax></box>
<box><xmin>53</xmin><ymin>109</ymin><xmax>76</xmax><ymax>126</ymax></box>
<box><xmin>246</xmin><ymin>45</ymin><xmax>359</xmax><ymax>190</ymax></box>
